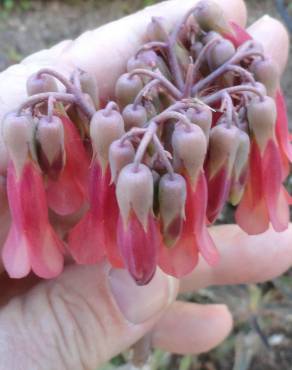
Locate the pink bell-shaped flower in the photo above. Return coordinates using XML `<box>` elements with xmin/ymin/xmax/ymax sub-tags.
<box><xmin>46</xmin><ymin>114</ymin><xmax>90</xmax><ymax>216</ymax></box>
<box><xmin>236</xmin><ymin>96</ymin><xmax>289</xmax><ymax>234</ymax></box>
<box><xmin>116</xmin><ymin>163</ymin><xmax>158</xmax><ymax>285</ymax></box>
<box><xmin>68</xmin><ymin>105</ymin><xmax>125</xmax><ymax>267</ymax></box>
<box><xmin>2</xmin><ymin>113</ymin><xmax>64</xmax><ymax>278</ymax></box>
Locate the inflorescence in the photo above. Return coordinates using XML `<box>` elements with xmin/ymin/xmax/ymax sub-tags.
<box><xmin>1</xmin><ymin>0</ymin><xmax>291</xmax><ymax>285</ymax></box>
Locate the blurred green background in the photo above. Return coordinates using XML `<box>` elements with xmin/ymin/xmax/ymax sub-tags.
<box><xmin>0</xmin><ymin>1</ymin><xmax>291</xmax><ymax>369</ymax></box>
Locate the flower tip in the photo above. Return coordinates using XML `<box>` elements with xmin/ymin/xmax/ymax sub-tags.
<box><xmin>26</xmin><ymin>72</ymin><xmax>58</xmax><ymax>96</ymax></box>
<box><xmin>117</xmin><ymin>214</ymin><xmax>158</xmax><ymax>286</ymax></box>
<box><xmin>90</xmin><ymin>108</ymin><xmax>125</xmax><ymax>165</ymax></box>
<box><xmin>116</xmin><ymin>163</ymin><xmax>153</xmax><ymax>230</ymax></box>
<box><xmin>172</xmin><ymin>124</ymin><xmax>207</xmax><ymax>181</ymax></box>
<box><xmin>2</xmin><ymin>113</ymin><xmax>36</xmax><ymax>176</ymax></box>
<box><xmin>36</xmin><ymin>115</ymin><xmax>65</xmax><ymax>180</ymax></box>
<box><xmin>109</xmin><ymin>139</ymin><xmax>135</xmax><ymax>184</ymax></box>
<box><xmin>195</xmin><ymin>0</ymin><xmax>233</xmax><ymax>35</ymax></box>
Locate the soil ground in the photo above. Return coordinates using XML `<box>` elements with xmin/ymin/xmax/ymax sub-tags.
<box><xmin>0</xmin><ymin>1</ymin><xmax>291</xmax><ymax>370</ymax></box>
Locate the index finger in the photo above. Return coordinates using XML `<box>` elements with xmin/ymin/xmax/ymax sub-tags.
<box><xmin>180</xmin><ymin>223</ymin><xmax>292</xmax><ymax>293</ymax></box>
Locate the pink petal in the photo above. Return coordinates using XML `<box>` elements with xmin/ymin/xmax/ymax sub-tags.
<box><xmin>235</xmin><ymin>141</ymin><xmax>269</xmax><ymax>234</ymax></box>
<box><xmin>192</xmin><ymin>172</ymin><xmax>219</xmax><ymax>266</ymax></box>
<box><xmin>2</xmin><ymin>223</ymin><xmax>30</xmax><ymax>278</ymax></box>
<box><xmin>206</xmin><ymin>165</ymin><xmax>230</xmax><ymax>223</ymax></box>
<box><xmin>3</xmin><ymin>161</ymin><xmax>64</xmax><ymax>278</ymax></box>
<box><xmin>68</xmin><ymin>162</ymin><xmax>105</xmax><ymax>264</ymax></box>
<box><xmin>158</xmin><ymin>175</ymin><xmax>199</xmax><ymax>278</ymax></box>
<box><xmin>47</xmin><ymin>115</ymin><xmax>90</xmax><ymax>215</ymax></box>
<box><xmin>158</xmin><ymin>231</ymin><xmax>198</xmax><ymax>278</ymax></box>
<box><xmin>68</xmin><ymin>163</ymin><xmax>123</xmax><ymax>267</ymax></box>
<box><xmin>224</xmin><ymin>21</ymin><xmax>252</xmax><ymax>47</ymax></box>
<box><xmin>47</xmin><ymin>162</ymin><xmax>87</xmax><ymax>215</ymax></box>
<box><xmin>275</xmin><ymin>90</ymin><xmax>292</xmax><ymax>177</ymax></box>
<box><xmin>103</xmin><ymin>178</ymin><xmax>124</xmax><ymax>268</ymax></box>
<box><xmin>68</xmin><ymin>210</ymin><xmax>105</xmax><ymax>264</ymax></box>
<box><xmin>117</xmin><ymin>212</ymin><xmax>158</xmax><ymax>285</ymax></box>
<box><xmin>262</xmin><ymin>139</ymin><xmax>289</xmax><ymax>231</ymax></box>
<box><xmin>29</xmin><ymin>226</ymin><xmax>65</xmax><ymax>279</ymax></box>
<box><xmin>95</xmin><ymin>167</ymin><xmax>123</xmax><ymax>267</ymax></box>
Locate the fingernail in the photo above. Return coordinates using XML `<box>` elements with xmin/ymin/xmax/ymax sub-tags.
<box><xmin>109</xmin><ymin>268</ymin><xmax>177</xmax><ymax>324</ymax></box>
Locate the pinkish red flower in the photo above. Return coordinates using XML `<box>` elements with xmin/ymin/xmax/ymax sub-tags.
<box><xmin>116</xmin><ymin>163</ymin><xmax>158</xmax><ymax>284</ymax></box>
<box><xmin>159</xmin><ymin>171</ymin><xmax>219</xmax><ymax>278</ymax></box>
<box><xmin>275</xmin><ymin>91</ymin><xmax>292</xmax><ymax>178</ymax></box>
<box><xmin>46</xmin><ymin>114</ymin><xmax>90</xmax><ymax>216</ymax></box>
<box><xmin>3</xmin><ymin>161</ymin><xmax>64</xmax><ymax>278</ymax></box>
<box><xmin>0</xmin><ymin>2</ymin><xmax>291</xmax><ymax>286</ymax></box>
<box><xmin>118</xmin><ymin>212</ymin><xmax>158</xmax><ymax>285</ymax></box>
<box><xmin>206</xmin><ymin>124</ymin><xmax>240</xmax><ymax>223</ymax></box>
<box><xmin>225</xmin><ymin>23</ymin><xmax>291</xmax><ymax>234</ymax></box>
<box><xmin>68</xmin><ymin>106</ymin><xmax>126</xmax><ymax>267</ymax></box>
<box><xmin>68</xmin><ymin>163</ymin><xmax>123</xmax><ymax>267</ymax></box>
<box><xmin>235</xmin><ymin>139</ymin><xmax>288</xmax><ymax>234</ymax></box>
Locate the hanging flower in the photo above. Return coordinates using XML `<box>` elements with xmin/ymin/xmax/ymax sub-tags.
<box><xmin>2</xmin><ymin>113</ymin><xmax>64</xmax><ymax>278</ymax></box>
<box><xmin>0</xmin><ymin>0</ymin><xmax>290</xmax><ymax>285</ymax></box>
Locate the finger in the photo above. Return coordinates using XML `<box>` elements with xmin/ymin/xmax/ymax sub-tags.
<box><xmin>180</xmin><ymin>224</ymin><xmax>292</xmax><ymax>293</ymax></box>
<box><xmin>0</xmin><ymin>0</ymin><xmax>247</xmax><ymax>121</ymax></box>
<box><xmin>152</xmin><ymin>301</ymin><xmax>233</xmax><ymax>354</ymax></box>
<box><xmin>248</xmin><ymin>15</ymin><xmax>289</xmax><ymax>74</ymax></box>
<box><xmin>0</xmin><ymin>263</ymin><xmax>178</xmax><ymax>369</ymax></box>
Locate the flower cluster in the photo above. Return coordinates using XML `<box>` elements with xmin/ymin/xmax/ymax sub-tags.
<box><xmin>1</xmin><ymin>0</ymin><xmax>291</xmax><ymax>284</ymax></box>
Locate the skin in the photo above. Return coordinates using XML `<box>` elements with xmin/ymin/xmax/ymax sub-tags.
<box><xmin>0</xmin><ymin>0</ymin><xmax>290</xmax><ymax>369</ymax></box>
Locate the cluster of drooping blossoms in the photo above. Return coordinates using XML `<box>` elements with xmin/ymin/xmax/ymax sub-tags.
<box><xmin>1</xmin><ymin>0</ymin><xmax>291</xmax><ymax>284</ymax></box>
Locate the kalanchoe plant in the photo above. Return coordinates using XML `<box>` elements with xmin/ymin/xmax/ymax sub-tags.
<box><xmin>1</xmin><ymin>0</ymin><xmax>291</xmax><ymax>285</ymax></box>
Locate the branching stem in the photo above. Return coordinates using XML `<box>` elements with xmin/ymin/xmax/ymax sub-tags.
<box><xmin>135</xmin><ymin>41</ymin><xmax>167</xmax><ymax>57</ymax></box>
<box><xmin>192</xmin><ymin>49</ymin><xmax>265</xmax><ymax>95</ymax></box>
<box><xmin>120</xmin><ymin>127</ymin><xmax>147</xmax><ymax>145</ymax></box>
<box><xmin>133</xmin><ymin>79</ymin><xmax>162</xmax><ymax>109</ymax></box>
<box><xmin>153</xmin><ymin>134</ymin><xmax>174</xmax><ymax>178</ymax></box>
<box><xmin>16</xmin><ymin>92</ymin><xmax>76</xmax><ymax>116</ymax></box>
<box><xmin>37</xmin><ymin>68</ymin><xmax>95</xmax><ymax>119</ymax></box>
<box><xmin>129</xmin><ymin>69</ymin><xmax>182</xmax><ymax>99</ymax></box>
<box><xmin>202</xmin><ymin>85</ymin><xmax>265</xmax><ymax>105</ymax></box>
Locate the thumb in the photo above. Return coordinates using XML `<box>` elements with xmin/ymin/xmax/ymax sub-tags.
<box><xmin>0</xmin><ymin>263</ymin><xmax>178</xmax><ymax>369</ymax></box>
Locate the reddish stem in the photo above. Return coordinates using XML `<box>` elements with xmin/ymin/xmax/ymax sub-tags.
<box><xmin>17</xmin><ymin>92</ymin><xmax>76</xmax><ymax>116</ymax></box>
<box><xmin>203</xmin><ymin>85</ymin><xmax>265</xmax><ymax>105</ymax></box>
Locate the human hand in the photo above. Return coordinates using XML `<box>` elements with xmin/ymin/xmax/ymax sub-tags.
<box><xmin>0</xmin><ymin>0</ymin><xmax>290</xmax><ymax>369</ymax></box>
